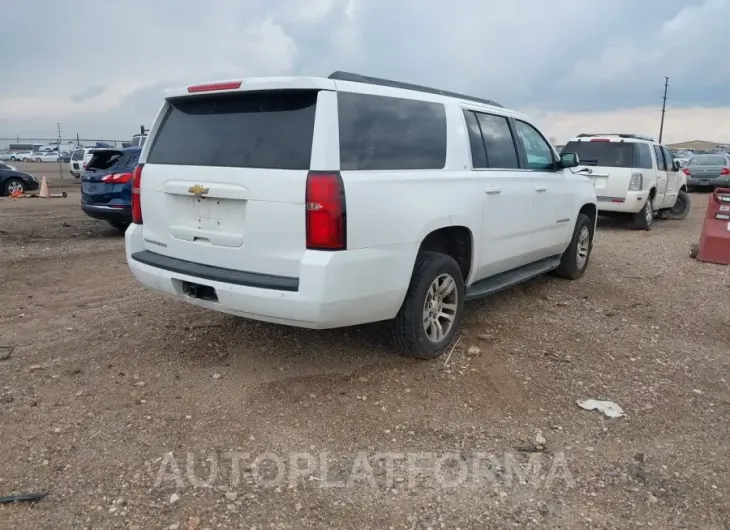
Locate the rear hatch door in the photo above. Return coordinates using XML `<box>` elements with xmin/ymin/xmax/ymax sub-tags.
<box><xmin>71</xmin><ymin>149</ymin><xmax>84</xmax><ymax>171</ymax></box>
<box><xmin>139</xmin><ymin>83</ymin><xmax>334</xmax><ymax>279</ymax></box>
<box><xmin>82</xmin><ymin>149</ymin><xmax>140</xmax><ymax>205</ymax></box>
<box><xmin>563</xmin><ymin>139</ymin><xmax>644</xmax><ymax>199</ymax></box>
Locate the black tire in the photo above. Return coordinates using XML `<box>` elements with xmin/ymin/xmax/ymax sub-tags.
<box><xmin>390</xmin><ymin>251</ymin><xmax>465</xmax><ymax>360</ymax></box>
<box><xmin>632</xmin><ymin>196</ymin><xmax>653</xmax><ymax>231</ymax></box>
<box><xmin>4</xmin><ymin>178</ymin><xmax>25</xmax><ymax>196</ymax></box>
<box><xmin>35</xmin><ymin>158</ymin><xmax>42</xmax><ymax>163</ymax></box>
<box><xmin>22</xmin><ymin>157</ymin><xmax>28</xmax><ymax>162</ymax></box>
<box><xmin>107</xmin><ymin>220</ymin><xmax>130</xmax><ymax>233</ymax></box>
<box><xmin>555</xmin><ymin>213</ymin><xmax>593</xmax><ymax>280</ymax></box>
<box><xmin>689</xmin><ymin>243</ymin><xmax>699</xmax><ymax>259</ymax></box>
<box><xmin>664</xmin><ymin>189</ymin><xmax>691</xmax><ymax>220</ymax></box>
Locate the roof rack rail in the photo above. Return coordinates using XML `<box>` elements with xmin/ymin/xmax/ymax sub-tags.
<box><xmin>576</xmin><ymin>133</ymin><xmax>655</xmax><ymax>142</ymax></box>
<box><xmin>328</xmin><ymin>71</ymin><xmax>503</xmax><ymax>108</ymax></box>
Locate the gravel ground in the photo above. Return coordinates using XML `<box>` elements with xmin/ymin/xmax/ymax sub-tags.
<box><xmin>0</xmin><ymin>190</ymin><xmax>728</xmax><ymax>529</ymax></box>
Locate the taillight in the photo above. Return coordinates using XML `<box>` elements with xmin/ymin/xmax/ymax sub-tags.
<box><xmin>629</xmin><ymin>172</ymin><xmax>643</xmax><ymax>191</ymax></box>
<box><xmin>305</xmin><ymin>171</ymin><xmax>346</xmax><ymax>250</ymax></box>
<box><xmin>187</xmin><ymin>81</ymin><xmax>242</xmax><ymax>93</ymax></box>
<box><xmin>683</xmin><ymin>168</ymin><xmax>691</xmax><ymax>176</ymax></box>
<box><xmin>721</xmin><ymin>168</ymin><xmax>730</xmax><ymax>175</ymax></box>
<box><xmin>131</xmin><ymin>164</ymin><xmax>144</xmax><ymax>224</ymax></box>
<box><xmin>83</xmin><ymin>163</ymin><xmax>88</xmax><ymax>169</ymax></box>
<box><xmin>101</xmin><ymin>172</ymin><xmax>133</xmax><ymax>183</ymax></box>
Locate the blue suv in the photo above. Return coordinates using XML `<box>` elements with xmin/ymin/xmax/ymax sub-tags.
<box><xmin>81</xmin><ymin>147</ymin><xmax>141</xmax><ymax>232</ymax></box>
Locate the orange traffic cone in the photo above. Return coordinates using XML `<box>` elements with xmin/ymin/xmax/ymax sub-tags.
<box><xmin>39</xmin><ymin>176</ymin><xmax>49</xmax><ymax>198</ymax></box>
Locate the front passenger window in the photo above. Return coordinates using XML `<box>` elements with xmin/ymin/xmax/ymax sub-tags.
<box><xmin>514</xmin><ymin>120</ymin><xmax>555</xmax><ymax>170</ymax></box>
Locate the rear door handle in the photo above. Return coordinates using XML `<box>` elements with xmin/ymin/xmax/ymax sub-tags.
<box><xmin>485</xmin><ymin>186</ymin><xmax>502</xmax><ymax>195</ymax></box>
<box><xmin>535</xmin><ymin>185</ymin><xmax>547</xmax><ymax>192</ymax></box>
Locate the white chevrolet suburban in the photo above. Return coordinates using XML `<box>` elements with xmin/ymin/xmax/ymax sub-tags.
<box><xmin>561</xmin><ymin>134</ymin><xmax>690</xmax><ymax>230</ymax></box>
<box><xmin>125</xmin><ymin>72</ymin><xmax>598</xmax><ymax>359</ymax></box>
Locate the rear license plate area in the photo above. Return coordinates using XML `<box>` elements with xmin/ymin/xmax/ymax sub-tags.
<box><xmin>700</xmin><ymin>179</ymin><xmax>710</xmax><ymax>185</ymax></box>
<box><xmin>181</xmin><ymin>280</ymin><xmax>218</xmax><ymax>302</ymax></box>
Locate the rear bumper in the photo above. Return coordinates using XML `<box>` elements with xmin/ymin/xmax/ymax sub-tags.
<box><xmin>687</xmin><ymin>177</ymin><xmax>719</xmax><ymax>187</ymax></box>
<box><xmin>81</xmin><ymin>203</ymin><xmax>132</xmax><ymax>223</ymax></box>
<box><xmin>596</xmin><ymin>190</ymin><xmax>648</xmax><ymax>213</ymax></box>
<box><xmin>124</xmin><ymin>224</ymin><xmax>415</xmax><ymax>329</ymax></box>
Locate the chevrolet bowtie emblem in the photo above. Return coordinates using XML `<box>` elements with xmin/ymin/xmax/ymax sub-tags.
<box><xmin>188</xmin><ymin>184</ymin><xmax>209</xmax><ymax>197</ymax></box>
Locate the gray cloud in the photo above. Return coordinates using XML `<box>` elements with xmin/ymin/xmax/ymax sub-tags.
<box><xmin>1</xmin><ymin>0</ymin><xmax>728</xmax><ymax>142</ymax></box>
<box><xmin>69</xmin><ymin>86</ymin><xmax>107</xmax><ymax>103</ymax></box>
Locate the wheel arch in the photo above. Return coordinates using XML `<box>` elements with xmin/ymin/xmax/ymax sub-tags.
<box><xmin>578</xmin><ymin>202</ymin><xmax>598</xmax><ymax>236</ymax></box>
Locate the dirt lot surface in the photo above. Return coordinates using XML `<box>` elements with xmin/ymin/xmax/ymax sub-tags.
<box><xmin>1</xmin><ymin>191</ymin><xmax>728</xmax><ymax>529</ymax></box>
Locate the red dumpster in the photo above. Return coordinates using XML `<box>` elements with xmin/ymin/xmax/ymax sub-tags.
<box><xmin>690</xmin><ymin>187</ymin><xmax>730</xmax><ymax>265</ymax></box>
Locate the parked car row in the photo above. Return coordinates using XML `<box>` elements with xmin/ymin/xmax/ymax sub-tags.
<box><xmin>72</xmin><ymin>71</ymin><xmax>694</xmax><ymax>359</ymax></box>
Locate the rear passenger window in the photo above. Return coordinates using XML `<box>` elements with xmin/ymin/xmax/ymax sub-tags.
<box><xmin>634</xmin><ymin>143</ymin><xmax>654</xmax><ymax>169</ymax></box>
<box><xmin>338</xmin><ymin>92</ymin><xmax>447</xmax><ymax>171</ymax></box>
<box><xmin>653</xmin><ymin>145</ymin><xmax>666</xmax><ymax>171</ymax></box>
<box><xmin>463</xmin><ymin>111</ymin><xmax>487</xmax><ymax>169</ymax></box>
<box><xmin>474</xmin><ymin>112</ymin><xmax>520</xmax><ymax>169</ymax></box>
<box><xmin>147</xmin><ymin>90</ymin><xmax>318</xmax><ymax>170</ymax></box>
<box><xmin>514</xmin><ymin>120</ymin><xmax>555</xmax><ymax>170</ymax></box>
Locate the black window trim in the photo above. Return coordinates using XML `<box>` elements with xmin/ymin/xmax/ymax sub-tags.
<box><xmin>660</xmin><ymin>145</ymin><xmax>675</xmax><ymax>172</ymax></box>
<box><xmin>463</xmin><ymin>109</ymin><xmax>488</xmax><ymax>169</ymax></box>
<box><xmin>511</xmin><ymin>118</ymin><xmax>560</xmax><ymax>172</ymax></box>
<box><xmin>462</xmin><ymin>107</ymin><xmax>524</xmax><ymax>171</ymax></box>
<box><xmin>652</xmin><ymin>144</ymin><xmax>666</xmax><ymax>171</ymax></box>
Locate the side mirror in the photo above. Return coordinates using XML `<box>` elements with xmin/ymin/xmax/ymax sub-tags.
<box><xmin>560</xmin><ymin>152</ymin><xmax>580</xmax><ymax>169</ymax></box>
<box><xmin>673</xmin><ymin>161</ymin><xmax>681</xmax><ymax>172</ymax></box>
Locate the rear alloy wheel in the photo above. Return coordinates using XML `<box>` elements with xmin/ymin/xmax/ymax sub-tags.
<box><xmin>632</xmin><ymin>197</ymin><xmax>653</xmax><ymax>230</ymax></box>
<box><xmin>35</xmin><ymin>158</ymin><xmax>42</xmax><ymax>163</ymax></box>
<box><xmin>390</xmin><ymin>251</ymin><xmax>465</xmax><ymax>359</ymax></box>
<box><xmin>664</xmin><ymin>189</ymin><xmax>691</xmax><ymax>220</ymax></box>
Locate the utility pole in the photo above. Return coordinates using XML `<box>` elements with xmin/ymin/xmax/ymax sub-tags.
<box><xmin>57</xmin><ymin>123</ymin><xmax>64</xmax><ymax>180</ymax></box>
<box><xmin>658</xmin><ymin>76</ymin><xmax>669</xmax><ymax>144</ymax></box>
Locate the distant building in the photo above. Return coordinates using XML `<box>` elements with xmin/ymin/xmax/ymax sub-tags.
<box><xmin>666</xmin><ymin>140</ymin><xmax>728</xmax><ymax>151</ymax></box>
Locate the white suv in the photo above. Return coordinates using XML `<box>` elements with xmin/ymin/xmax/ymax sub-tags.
<box><xmin>125</xmin><ymin>72</ymin><xmax>598</xmax><ymax>359</ymax></box>
<box><xmin>69</xmin><ymin>148</ymin><xmax>100</xmax><ymax>178</ymax></box>
<box><xmin>561</xmin><ymin>134</ymin><xmax>690</xmax><ymax>230</ymax></box>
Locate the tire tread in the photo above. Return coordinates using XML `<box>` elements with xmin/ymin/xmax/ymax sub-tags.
<box><xmin>390</xmin><ymin>251</ymin><xmax>463</xmax><ymax>359</ymax></box>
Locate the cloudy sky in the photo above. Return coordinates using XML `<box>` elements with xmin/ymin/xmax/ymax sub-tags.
<box><xmin>1</xmin><ymin>0</ymin><xmax>729</xmax><ymax>145</ymax></box>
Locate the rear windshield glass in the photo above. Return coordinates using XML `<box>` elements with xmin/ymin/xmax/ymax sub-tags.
<box><xmin>86</xmin><ymin>150</ymin><xmax>123</xmax><ymax>171</ymax></box>
<box><xmin>562</xmin><ymin>141</ymin><xmax>638</xmax><ymax>168</ymax></box>
<box><xmin>71</xmin><ymin>150</ymin><xmax>84</xmax><ymax>161</ymax></box>
<box><xmin>689</xmin><ymin>155</ymin><xmax>727</xmax><ymax>166</ymax></box>
<box><xmin>147</xmin><ymin>90</ymin><xmax>318</xmax><ymax>170</ymax></box>
<box><xmin>87</xmin><ymin>150</ymin><xmax>141</xmax><ymax>171</ymax></box>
